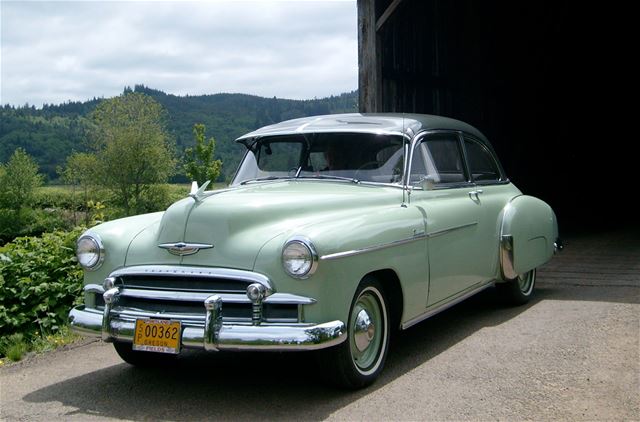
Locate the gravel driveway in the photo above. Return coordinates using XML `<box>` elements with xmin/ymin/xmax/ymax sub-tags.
<box><xmin>1</xmin><ymin>230</ymin><xmax>638</xmax><ymax>421</ymax></box>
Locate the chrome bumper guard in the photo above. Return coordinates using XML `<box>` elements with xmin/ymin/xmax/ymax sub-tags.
<box><xmin>69</xmin><ymin>286</ymin><xmax>346</xmax><ymax>352</ymax></box>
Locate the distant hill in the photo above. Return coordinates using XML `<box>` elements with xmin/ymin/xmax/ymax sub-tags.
<box><xmin>0</xmin><ymin>85</ymin><xmax>359</xmax><ymax>181</ymax></box>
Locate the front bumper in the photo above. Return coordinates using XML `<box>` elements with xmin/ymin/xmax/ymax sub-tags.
<box><xmin>69</xmin><ymin>304</ymin><xmax>347</xmax><ymax>352</ymax></box>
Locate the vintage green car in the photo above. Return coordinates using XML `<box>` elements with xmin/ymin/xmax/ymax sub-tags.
<box><xmin>69</xmin><ymin>113</ymin><xmax>560</xmax><ymax>388</ymax></box>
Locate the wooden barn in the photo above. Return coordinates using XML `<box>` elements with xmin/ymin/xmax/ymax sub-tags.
<box><xmin>357</xmin><ymin>0</ymin><xmax>629</xmax><ymax>231</ymax></box>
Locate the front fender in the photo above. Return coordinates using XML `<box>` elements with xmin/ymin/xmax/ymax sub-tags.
<box><xmin>252</xmin><ymin>204</ymin><xmax>428</xmax><ymax>326</ymax></box>
<box><xmin>499</xmin><ymin>195</ymin><xmax>558</xmax><ymax>279</ymax></box>
<box><xmin>80</xmin><ymin>212</ymin><xmax>165</xmax><ymax>286</ymax></box>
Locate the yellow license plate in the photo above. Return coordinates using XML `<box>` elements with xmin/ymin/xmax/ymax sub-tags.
<box><xmin>133</xmin><ymin>319</ymin><xmax>181</xmax><ymax>354</ymax></box>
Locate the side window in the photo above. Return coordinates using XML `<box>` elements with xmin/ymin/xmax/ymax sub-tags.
<box><xmin>464</xmin><ymin>139</ymin><xmax>501</xmax><ymax>182</ymax></box>
<box><xmin>426</xmin><ymin>137</ymin><xmax>466</xmax><ymax>183</ymax></box>
<box><xmin>410</xmin><ymin>134</ymin><xmax>466</xmax><ymax>186</ymax></box>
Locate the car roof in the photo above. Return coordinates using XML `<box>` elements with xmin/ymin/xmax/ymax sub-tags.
<box><xmin>235</xmin><ymin>113</ymin><xmax>489</xmax><ymax>144</ymax></box>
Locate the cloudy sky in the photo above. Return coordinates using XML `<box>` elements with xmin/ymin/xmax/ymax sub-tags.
<box><xmin>0</xmin><ymin>0</ymin><xmax>358</xmax><ymax>107</ymax></box>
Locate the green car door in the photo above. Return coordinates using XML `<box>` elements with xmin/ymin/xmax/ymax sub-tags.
<box><xmin>408</xmin><ymin>132</ymin><xmax>500</xmax><ymax>306</ymax></box>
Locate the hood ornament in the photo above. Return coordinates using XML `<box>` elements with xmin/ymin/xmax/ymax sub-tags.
<box><xmin>158</xmin><ymin>242</ymin><xmax>214</xmax><ymax>256</ymax></box>
<box><xmin>189</xmin><ymin>180</ymin><xmax>211</xmax><ymax>203</ymax></box>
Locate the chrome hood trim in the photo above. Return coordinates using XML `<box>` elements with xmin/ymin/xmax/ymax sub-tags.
<box><xmin>158</xmin><ymin>242</ymin><xmax>214</xmax><ymax>256</ymax></box>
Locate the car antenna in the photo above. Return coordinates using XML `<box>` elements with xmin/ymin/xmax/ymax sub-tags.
<box><xmin>402</xmin><ymin>113</ymin><xmax>409</xmax><ymax>207</ymax></box>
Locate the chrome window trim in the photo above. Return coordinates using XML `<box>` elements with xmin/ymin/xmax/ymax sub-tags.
<box><xmin>404</xmin><ymin>130</ymin><xmax>468</xmax><ymax>190</ymax></box>
<box><xmin>108</xmin><ymin>265</ymin><xmax>273</xmax><ymax>291</ymax></box>
<box><xmin>462</xmin><ymin>134</ymin><xmax>508</xmax><ymax>183</ymax></box>
<box><xmin>233</xmin><ymin>132</ymin><xmax>412</xmax><ymax>188</ymax></box>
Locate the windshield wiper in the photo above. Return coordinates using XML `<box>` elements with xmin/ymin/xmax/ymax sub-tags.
<box><xmin>297</xmin><ymin>174</ymin><xmax>360</xmax><ymax>184</ymax></box>
<box><xmin>240</xmin><ymin>176</ymin><xmax>292</xmax><ymax>185</ymax></box>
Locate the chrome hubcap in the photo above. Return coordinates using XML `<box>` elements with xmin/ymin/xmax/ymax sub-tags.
<box><xmin>354</xmin><ymin>309</ymin><xmax>375</xmax><ymax>352</ymax></box>
<box><xmin>349</xmin><ymin>287</ymin><xmax>385</xmax><ymax>373</ymax></box>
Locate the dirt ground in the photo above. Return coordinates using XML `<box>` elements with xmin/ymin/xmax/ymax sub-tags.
<box><xmin>1</xmin><ymin>230</ymin><xmax>638</xmax><ymax>421</ymax></box>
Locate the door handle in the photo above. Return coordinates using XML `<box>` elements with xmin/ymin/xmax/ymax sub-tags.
<box><xmin>468</xmin><ymin>189</ymin><xmax>483</xmax><ymax>200</ymax></box>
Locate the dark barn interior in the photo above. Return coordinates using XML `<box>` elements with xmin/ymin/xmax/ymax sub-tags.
<box><xmin>358</xmin><ymin>0</ymin><xmax>632</xmax><ymax>234</ymax></box>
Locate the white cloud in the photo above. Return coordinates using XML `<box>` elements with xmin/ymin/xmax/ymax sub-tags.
<box><xmin>0</xmin><ymin>0</ymin><xmax>358</xmax><ymax>106</ymax></box>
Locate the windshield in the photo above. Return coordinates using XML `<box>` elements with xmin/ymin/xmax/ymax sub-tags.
<box><xmin>231</xmin><ymin>133</ymin><xmax>405</xmax><ymax>186</ymax></box>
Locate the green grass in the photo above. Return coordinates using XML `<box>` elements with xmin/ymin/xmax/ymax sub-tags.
<box><xmin>0</xmin><ymin>326</ymin><xmax>81</xmax><ymax>363</ymax></box>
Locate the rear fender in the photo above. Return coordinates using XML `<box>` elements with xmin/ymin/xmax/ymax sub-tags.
<box><xmin>499</xmin><ymin>195</ymin><xmax>558</xmax><ymax>280</ymax></box>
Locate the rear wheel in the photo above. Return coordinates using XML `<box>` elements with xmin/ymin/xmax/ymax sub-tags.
<box><xmin>113</xmin><ymin>341</ymin><xmax>178</xmax><ymax>367</ymax></box>
<box><xmin>497</xmin><ymin>268</ymin><xmax>536</xmax><ymax>305</ymax></box>
<box><xmin>320</xmin><ymin>277</ymin><xmax>390</xmax><ymax>389</ymax></box>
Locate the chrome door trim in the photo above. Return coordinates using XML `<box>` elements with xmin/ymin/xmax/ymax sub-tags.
<box><xmin>320</xmin><ymin>233</ymin><xmax>427</xmax><ymax>261</ymax></box>
<box><xmin>426</xmin><ymin>221</ymin><xmax>478</xmax><ymax>238</ymax></box>
<box><xmin>320</xmin><ymin>221</ymin><xmax>477</xmax><ymax>261</ymax></box>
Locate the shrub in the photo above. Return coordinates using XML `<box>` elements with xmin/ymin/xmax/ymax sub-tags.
<box><xmin>0</xmin><ymin>208</ymin><xmax>74</xmax><ymax>245</ymax></box>
<box><xmin>0</xmin><ymin>227</ymin><xmax>84</xmax><ymax>341</ymax></box>
<box><xmin>31</xmin><ymin>186</ymin><xmax>79</xmax><ymax>210</ymax></box>
<box><xmin>0</xmin><ymin>333</ymin><xmax>28</xmax><ymax>361</ymax></box>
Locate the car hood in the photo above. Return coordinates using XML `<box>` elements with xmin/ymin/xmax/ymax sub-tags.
<box><xmin>125</xmin><ymin>181</ymin><xmax>401</xmax><ymax>270</ymax></box>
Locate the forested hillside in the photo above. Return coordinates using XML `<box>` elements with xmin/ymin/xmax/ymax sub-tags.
<box><xmin>0</xmin><ymin>85</ymin><xmax>358</xmax><ymax>181</ymax></box>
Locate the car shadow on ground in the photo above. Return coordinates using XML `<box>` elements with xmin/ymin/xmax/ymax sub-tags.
<box><xmin>23</xmin><ymin>280</ymin><xmax>634</xmax><ymax>421</ymax></box>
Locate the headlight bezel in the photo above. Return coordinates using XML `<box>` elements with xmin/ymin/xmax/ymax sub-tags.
<box><xmin>76</xmin><ymin>233</ymin><xmax>105</xmax><ymax>271</ymax></box>
<box><xmin>281</xmin><ymin>236</ymin><xmax>318</xmax><ymax>279</ymax></box>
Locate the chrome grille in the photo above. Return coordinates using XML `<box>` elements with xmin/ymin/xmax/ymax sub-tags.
<box><xmin>117</xmin><ymin>274</ymin><xmax>249</xmax><ymax>293</ymax></box>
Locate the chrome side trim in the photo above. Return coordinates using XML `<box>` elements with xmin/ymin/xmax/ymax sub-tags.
<box><xmin>109</xmin><ymin>265</ymin><xmax>273</xmax><ymax>291</ymax></box>
<box><xmin>500</xmin><ymin>234</ymin><xmax>517</xmax><ymax>280</ymax></box>
<box><xmin>320</xmin><ymin>233</ymin><xmax>427</xmax><ymax>261</ymax></box>
<box><xmin>426</xmin><ymin>222</ymin><xmax>478</xmax><ymax>238</ymax></box>
<box><xmin>401</xmin><ymin>281</ymin><xmax>494</xmax><ymax>330</ymax></box>
<box><xmin>69</xmin><ymin>306</ymin><xmax>346</xmax><ymax>352</ymax></box>
<box><xmin>319</xmin><ymin>222</ymin><xmax>477</xmax><ymax>261</ymax></box>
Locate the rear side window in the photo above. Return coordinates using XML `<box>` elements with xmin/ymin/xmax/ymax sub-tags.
<box><xmin>464</xmin><ymin>139</ymin><xmax>501</xmax><ymax>182</ymax></box>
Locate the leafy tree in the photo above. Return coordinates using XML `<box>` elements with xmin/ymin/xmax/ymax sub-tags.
<box><xmin>0</xmin><ymin>148</ymin><xmax>43</xmax><ymax>210</ymax></box>
<box><xmin>90</xmin><ymin>93</ymin><xmax>176</xmax><ymax>215</ymax></box>
<box><xmin>59</xmin><ymin>152</ymin><xmax>99</xmax><ymax>225</ymax></box>
<box><xmin>183</xmin><ymin>123</ymin><xmax>223</xmax><ymax>184</ymax></box>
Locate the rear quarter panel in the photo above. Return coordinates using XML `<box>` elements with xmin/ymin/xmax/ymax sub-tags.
<box><xmin>500</xmin><ymin>195</ymin><xmax>558</xmax><ymax>277</ymax></box>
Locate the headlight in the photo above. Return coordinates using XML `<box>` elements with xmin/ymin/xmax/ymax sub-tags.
<box><xmin>282</xmin><ymin>236</ymin><xmax>318</xmax><ymax>279</ymax></box>
<box><xmin>76</xmin><ymin>233</ymin><xmax>105</xmax><ymax>271</ymax></box>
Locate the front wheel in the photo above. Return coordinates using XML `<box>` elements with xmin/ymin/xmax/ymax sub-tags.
<box><xmin>497</xmin><ymin>268</ymin><xmax>536</xmax><ymax>305</ymax></box>
<box><xmin>319</xmin><ymin>278</ymin><xmax>390</xmax><ymax>389</ymax></box>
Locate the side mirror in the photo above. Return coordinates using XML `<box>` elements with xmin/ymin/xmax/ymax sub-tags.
<box><xmin>420</xmin><ymin>175</ymin><xmax>436</xmax><ymax>191</ymax></box>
